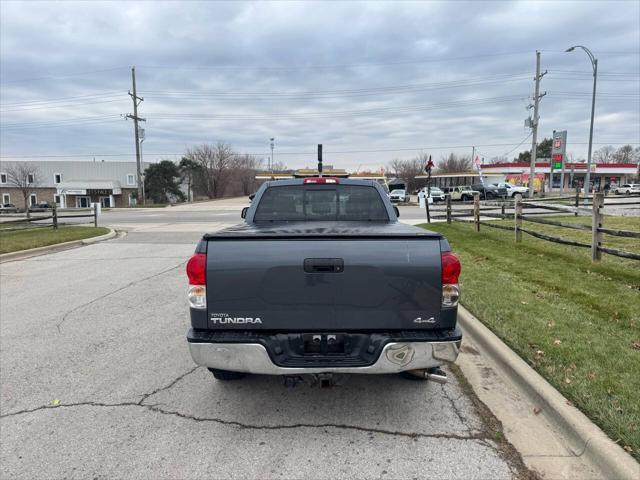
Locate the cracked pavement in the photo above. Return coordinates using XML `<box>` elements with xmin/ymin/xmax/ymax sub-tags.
<box><xmin>1</xmin><ymin>198</ymin><xmax>521</xmax><ymax>479</ymax></box>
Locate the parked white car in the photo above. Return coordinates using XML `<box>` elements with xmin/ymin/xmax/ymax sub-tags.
<box><xmin>419</xmin><ymin>187</ymin><xmax>446</xmax><ymax>203</ymax></box>
<box><xmin>389</xmin><ymin>189</ymin><xmax>410</xmax><ymax>203</ymax></box>
<box><xmin>492</xmin><ymin>182</ymin><xmax>529</xmax><ymax>197</ymax></box>
<box><xmin>614</xmin><ymin>184</ymin><xmax>640</xmax><ymax>195</ymax></box>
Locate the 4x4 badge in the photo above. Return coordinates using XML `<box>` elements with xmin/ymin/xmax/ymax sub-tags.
<box><xmin>413</xmin><ymin>317</ymin><xmax>435</xmax><ymax>324</ymax></box>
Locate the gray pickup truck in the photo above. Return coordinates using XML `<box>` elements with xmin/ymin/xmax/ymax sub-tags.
<box><xmin>185</xmin><ymin>177</ymin><xmax>462</xmax><ymax>385</ymax></box>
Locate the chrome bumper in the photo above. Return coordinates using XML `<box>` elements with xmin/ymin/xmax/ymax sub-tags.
<box><xmin>188</xmin><ymin>340</ymin><xmax>461</xmax><ymax>375</ymax></box>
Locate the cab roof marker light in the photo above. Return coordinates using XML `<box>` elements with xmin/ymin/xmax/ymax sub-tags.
<box><xmin>303</xmin><ymin>177</ymin><xmax>339</xmax><ymax>184</ymax></box>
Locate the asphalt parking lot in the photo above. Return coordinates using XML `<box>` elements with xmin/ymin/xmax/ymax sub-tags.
<box><xmin>0</xmin><ymin>198</ymin><xmax>532</xmax><ymax>479</ymax></box>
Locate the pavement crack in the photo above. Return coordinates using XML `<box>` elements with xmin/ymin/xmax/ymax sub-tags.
<box><xmin>1</xmin><ymin>401</ymin><xmax>488</xmax><ymax>442</ymax></box>
<box><xmin>441</xmin><ymin>383</ymin><xmax>470</xmax><ymax>432</ymax></box>
<box><xmin>0</xmin><ymin>400</ymin><xmax>140</xmax><ymax>419</ymax></box>
<box><xmin>55</xmin><ymin>261</ymin><xmax>186</xmax><ymax>333</ymax></box>
<box><xmin>142</xmin><ymin>404</ymin><xmax>488</xmax><ymax>441</ymax></box>
<box><xmin>138</xmin><ymin>366</ymin><xmax>200</xmax><ymax>405</ymax></box>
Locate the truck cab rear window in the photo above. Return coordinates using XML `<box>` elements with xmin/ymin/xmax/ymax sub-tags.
<box><xmin>254</xmin><ymin>185</ymin><xmax>389</xmax><ymax>222</ymax></box>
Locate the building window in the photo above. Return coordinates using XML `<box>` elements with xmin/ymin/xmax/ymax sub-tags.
<box><xmin>127</xmin><ymin>174</ymin><xmax>135</xmax><ymax>186</ymax></box>
<box><xmin>54</xmin><ymin>173</ymin><xmax>62</xmax><ymax>184</ymax></box>
<box><xmin>2</xmin><ymin>193</ymin><xmax>10</xmax><ymax>204</ymax></box>
<box><xmin>29</xmin><ymin>194</ymin><xmax>37</xmax><ymax>206</ymax></box>
<box><xmin>27</xmin><ymin>174</ymin><xmax>35</xmax><ymax>184</ymax></box>
<box><xmin>0</xmin><ymin>173</ymin><xmax>7</xmax><ymax>184</ymax></box>
<box><xmin>54</xmin><ymin>195</ymin><xmax>62</xmax><ymax>206</ymax></box>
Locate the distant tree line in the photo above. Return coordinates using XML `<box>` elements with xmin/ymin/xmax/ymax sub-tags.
<box><xmin>143</xmin><ymin>140</ymin><xmax>640</xmax><ymax>204</ymax></box>
<box><xmin>143</xmin><ymin>142</ymin><xmax>270</xmax><ymax>204</ymax></box>
<box><xmin>593</xmin><ymin>144</ymin><xmax>640</xmax><ymax>164</ymax></box>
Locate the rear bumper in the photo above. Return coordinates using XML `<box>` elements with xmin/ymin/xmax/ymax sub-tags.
<box><xmin>187</xmin><ymin>333</ymin><xmax>461</xmax><ymax>375</ymax></box>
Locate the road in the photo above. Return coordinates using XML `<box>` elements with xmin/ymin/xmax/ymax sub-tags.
<box><xmin>0</xmin><ymin>198</ymin><xmax>526</xmax><ymax>479</ymax></box>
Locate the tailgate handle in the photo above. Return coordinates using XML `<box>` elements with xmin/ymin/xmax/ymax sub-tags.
<box><xmin>304</xmin><ymin>258</ymin><xmax>344</xmax><ymax>273</ymax></box>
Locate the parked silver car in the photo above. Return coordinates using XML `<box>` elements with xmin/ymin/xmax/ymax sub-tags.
<box><xmin>389</xmin><ymin>189</ymin><xmax>410</xmax><ymax>203</ymax></box>
<box><xmin>614</xmin><ymin>184</ymin><xmax>640</xmax><ymax>195</ymax></box>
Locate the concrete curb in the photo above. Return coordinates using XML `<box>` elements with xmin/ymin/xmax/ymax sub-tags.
<box><xmin>457</xmin><ymin>305</ymin><xmax>639</xmax><ymax>480</ymax></box>
<box><xmin>0</xmin><ymin>228</ymin><xmax>117</xmax><ymax>263</ymax></box>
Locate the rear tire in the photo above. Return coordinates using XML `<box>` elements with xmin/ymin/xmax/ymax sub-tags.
<box><xmin>208</xmin><ymin>368</ymin><xmax>246</xmax><ymax>381</ymax></box>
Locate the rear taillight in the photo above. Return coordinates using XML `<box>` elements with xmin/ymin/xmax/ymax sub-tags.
<box><xmin>441</xmin><ymin>251</ymin><xmax>461</xmax><ymax>307</ymax></box>
<box><xmin>186</xmin><ymin>253</ymin><xmax>206</xmax><ymax>309</ymax></box>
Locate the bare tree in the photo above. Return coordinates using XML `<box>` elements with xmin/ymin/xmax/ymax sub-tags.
<box><xmin>233</xmin><ymin>154</ymin><xmax>261</xmax><ymax>195</ymax></box>
<box><xmin>611</xmin><ymin>144</ymin><xmax>637</xmax><ymax>163</ymax></box>
<box><xmin>5</xmin><ymin>163</ymin><xmax>41</xmax><ymax>217</ymax></box>
<box><xmin>487</xmin><ymin>155</ymin><xmax>508</xmax><ymax>164</ymax></box>
<box><xmin>437</xmin><ymin>153</ymin><xmax>472</xmax><ymax>173</ymax></box>
<box><xmin>593</xmin><ymin>145</ymin><xmax>615</xmax><ymax>163</ymax></box>
<box><xmin>387</xmin><ymin>157</ymin><xmax>424</xmax><ymax>192</ymax></box>
<box><xmin>270</xmin><ymin>160</ymin><xmax>289</xmax><ymax>172</ymax></box>
<box><xmin>184</xmin><ymin>142</ymin><xmax>237</xmax><ymax>198</ymax></box>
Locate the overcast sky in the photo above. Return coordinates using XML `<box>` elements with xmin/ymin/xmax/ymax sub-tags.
<box><xmin>1</xmin><ymin>0</ymin><xmax>639</xmax><ymax>171</ymax></box>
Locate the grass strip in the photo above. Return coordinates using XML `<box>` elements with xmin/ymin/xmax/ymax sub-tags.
<box><xmin>0</xmin><ymin>226</ymin><xmax>110</xmax><ymax>254</ymax></box>
<box><xmin>420</xmin><ymin>216</ymin><xmax>640</xmax><ymax>459</ymax></box>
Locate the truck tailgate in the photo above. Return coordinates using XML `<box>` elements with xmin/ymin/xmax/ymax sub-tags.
<box><xmin>205</xmin><ymin>237</ymin><xmax>442</xmax><ymax>330</ymax></box>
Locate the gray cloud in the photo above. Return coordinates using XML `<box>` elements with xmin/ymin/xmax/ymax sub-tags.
<box><xmin>1</xmin><ymin>0</ymin><xmax>638</xmax><ymax>170</ymax></box>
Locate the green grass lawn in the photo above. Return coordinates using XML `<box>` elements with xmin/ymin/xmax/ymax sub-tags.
<box><xmin>0</xmin><ymin>226</ymin><xmax>110</xmax><ymax>254</ymax></box>
<box><xmin>420</xmin><ymin>216</ymin><xmax>640</xmax><ymax>459</ymax></box>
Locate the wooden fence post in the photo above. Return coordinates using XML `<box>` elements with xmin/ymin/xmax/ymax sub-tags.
<box><xmin>501</xmin><ymin>203</ymin><xmax>506</xmax><ymax>219</ymax></box>
<box><xmin>446</xmin><ymin>194</ymin><xmax>452</xmax><ymax>224</ymax></box>
<box><xmin>515</xmin><ymin>196</ymin><xmax>522</xmax><ymax>243</ymax></box>
<box><xmin>52</xmin><ymin>204</ymin><xmax>58</xmax><ymax>230</ymax></box>
<box><xmin>93</xmin><ymin>205</ymin><xmax>98</xmax><ymax>228</ymax></box>
<box><xmin>592</xmin><ymin>192</ymin><xmax>604</xmax><ymax>262</ymax></box>
<box><xmin>473</xmin><ymin>193</ymin><xmax>480</xmax><ymax>232</ymax></box>
<box><xmin>575</xmin><ymin>189</ymin><xmax>580</xmax><ymax>216</ymax></box>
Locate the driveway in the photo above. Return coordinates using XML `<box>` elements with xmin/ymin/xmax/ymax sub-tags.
<box><xmin>0</xmin><ymin>198</ymin><xmax>524</xmax><ymax>479</ymax></box>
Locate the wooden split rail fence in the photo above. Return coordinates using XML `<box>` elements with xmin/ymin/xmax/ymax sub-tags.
<box><xmin>426</xmin><ymin>193</ymin><xmax>640</xmax><ymax>263</ymax></box>
<box><xmin>0</xmin><ymin>206</ymin><xmax>98</xmax><ymax>232</ymax></box>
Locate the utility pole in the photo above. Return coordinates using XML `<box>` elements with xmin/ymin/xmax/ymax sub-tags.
<box><xmin>126</xmin><ymin>66</ymin><xmax>146</xmax><ymax>204</ymax></box>
<box><xmin>527</xmin><ymin>51</ymin><xmax>547</xmax><ymax>198</ymax></box>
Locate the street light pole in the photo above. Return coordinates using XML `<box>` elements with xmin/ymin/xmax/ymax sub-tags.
<box><xmin>269</xmin><ymin>137</ymin><xmax>275</xmax><ymax>172</ymax></box>
<box><xmin>566</xmin><ymin>45</ymin><xmax>598</xmax><ymax>197</ymax></box>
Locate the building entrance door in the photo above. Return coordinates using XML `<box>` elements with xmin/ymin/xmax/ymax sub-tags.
<box><xmin>76</xmin><ymin>196</ymin><xmax>90</xmax><ymax>208</ymax></box>
<box><xmin>100</xmin><ymin>197</ymin><xmax>111</xmax><ymax>208</ymax></box>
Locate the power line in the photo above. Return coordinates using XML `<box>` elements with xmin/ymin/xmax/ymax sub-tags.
<box><xmin>0</xmin><ymin>66</ymin><xmax>129</xmax><ymax>84</ymax></box>
<box><xmin>0</xmin><ymin>98</ymin><xmax>129</xmax><ymax>113</ymax></box>
<box><xmin>502</xmin><ymin>132</ymin><xmax>534</xmax><ymax>157</ymax></box>
<box><xmin>137</xmin><ymin>51</ymin><xmax>535</xmax><ymax>71</ymax></box>
<box><xmin>0</xmin><ymin>91</ymin><xmax>125</xmax><ymax>106</ymax></box>
<box><xmin>2</xmin><ymin>142</ymin><xmax>638</xmax><ymax>159</ymax></box>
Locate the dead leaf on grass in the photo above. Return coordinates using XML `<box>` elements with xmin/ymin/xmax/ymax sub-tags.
<box><xmin>553</xmin><ymin>339</ymin><xmax>562</xmax><ymax>345</ymax></box>
<box><xmin>521</xmin><ymin>301</ymin><xmax>528</xmax><ymax>305</ymax></box>
<box><xmin>631</xmin><ymin>339</ymin><xmax>640</xmax><ymax>351</ymax></box>
<box><xmin>623</xmin><ymin>446</ymin><xmax>633</xmax><ymax>454</ymax></box>
<box><xmin>535</xmin><ymin>350</ymin><xmax>545</xmax><ymax>359</ymax></box>
<box><xmin>565</xmin><ymin>378</ymin><xmax>572</xmax><ymax>384</ymax></box>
